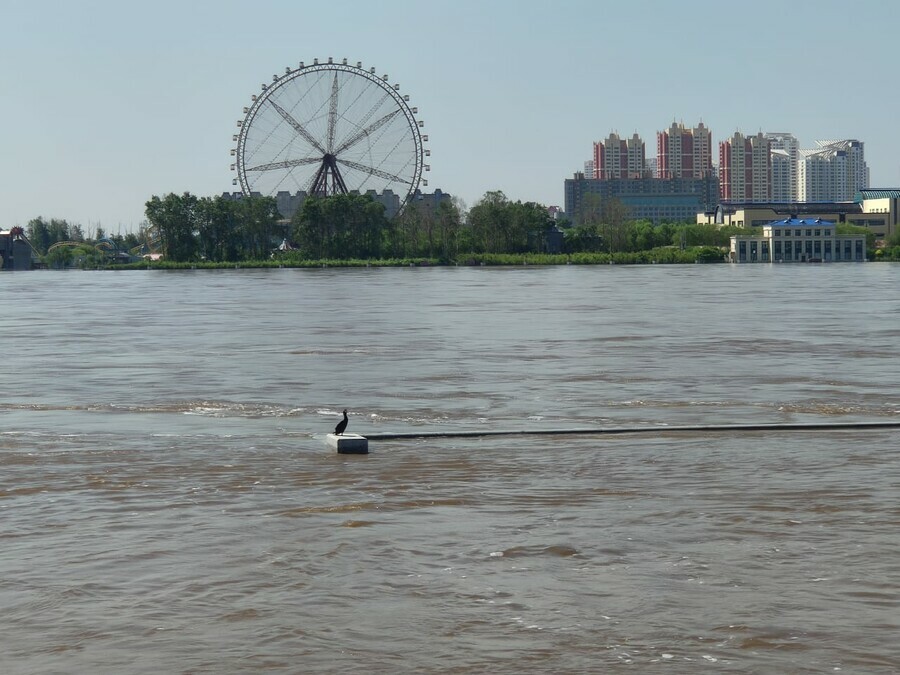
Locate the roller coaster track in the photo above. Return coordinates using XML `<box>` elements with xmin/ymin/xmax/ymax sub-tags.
<box><xmin>129</xmin><ymin>225</ymin><xmax>162</xmax><ymax>256</ymax></box>
<box><xmin>44</xmin><ymin>226</ymin><xmax>161</xmax><ymax>257</ymax></box>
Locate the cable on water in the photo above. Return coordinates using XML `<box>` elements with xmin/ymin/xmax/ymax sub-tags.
<box><xmin>364</xmin><ymin>420</ymin><xmax>900</xmax><ymax>441</ymax></box>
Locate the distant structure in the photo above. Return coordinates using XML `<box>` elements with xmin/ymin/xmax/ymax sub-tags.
<box><xmin>656</xmin><ymin>121</ymin><xmax>713</xmax><ymax>179</ymax></box>
<box><xmin>697</xmin><ymin>190</ymin><xmax>899</xmax><ymax>241</ymax></box>
<box><xmin>719</xmin><ymin>131</ymin><xmax>771</xmax><ymax>202</ymax></box>
<box><xmin>857</xmin><ymin>188</ymin><xmax>900</xmax><ymax>238</ymax></box>
<box><xmin>407</xmin><ymin>189</ymin><xmax>453</xmax><ymax>214</ymax></box>
<box><xmin>593</xmin><ymin>132</ymin><xmax>646</xmax><ymax>179</ymax></box>
<box><xmin>583</xmin><ymin>159</ymin><xmax>595</xmax><ymax>180</ymax></box>
<box><xmin>564</xmin><ymin>172</ymin><xmax>719</xmax><ymax>225</ymax></box>
<box><xmin>577</xmin><ymin>122</ymin><xmax>879</xmax><ymax>228</ymax></box>
<box><xmin>232</xmin><ymin>58</ymin><xmax>428</xmax><ymax>215</ymax></box>
<box><xmin>799</xmin><ymin>140</ymin><xmax>869</xmax><ymax>202</ymax></box>
<box><xmin>729</xmin><ymin>218</ymin><xmax>866</xmax><ymax>263</ymax></box>
<box><xmin>765</xmin><ymin>133</ymin><xmax>800</xmax><ymax>202</ymax></box>
<box><xmin>221</xmin><ymin>188</ymin><xmax>451</xmax><ymax>221</ymax></box>
<box><xmin>0</xmin><ymin>227</ymin><xmax>38</xmax><ymax>270</ymax></box>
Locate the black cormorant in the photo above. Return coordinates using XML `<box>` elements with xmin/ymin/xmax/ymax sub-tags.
<box><xmin>334</xmin><ymin>409</ymin><xmax>349</xmax><ymax>435</ymax></box>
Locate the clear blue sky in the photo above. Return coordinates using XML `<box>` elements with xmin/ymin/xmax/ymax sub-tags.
<box><xmin>2</xmin><ymin>0</ymin><xmax>897</xmax><ymax>234</ymax></box>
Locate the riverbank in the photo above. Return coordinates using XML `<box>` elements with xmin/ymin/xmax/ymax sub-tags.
<box><xmin>105</xmin><ymin>246</ymin><xmax>728</xmax><ymax>270</ymax></box>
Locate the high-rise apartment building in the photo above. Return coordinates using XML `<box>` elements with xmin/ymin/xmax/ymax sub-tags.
<box><xmin>765</xmin><ymin>133</ymin><xmax>799</xmax><ymax>202</ymax></box>
<box><xmin>593</xmin><ymin>132</ymin><xmax>645</xmax><ymax>179</ymax></box>
<box><xmin>798</xmin><ymin>140</ymin><xmax>869</xmax><ymax>202</ymax></box>
<box><xmin>719</xmin><ymin>132</ymin><xmax>771</xmax><ymax>202</ymax></box>
<box><xmin>656</xmin><ymin>121</ymin><xmax>712</xmax><ymax>179</ymax></box>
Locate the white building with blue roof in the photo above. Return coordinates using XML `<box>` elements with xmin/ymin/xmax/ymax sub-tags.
<box><xmin>730</xmin><ymin>218</ymin><xmax>866</xmax><ymax>263</ymax></box>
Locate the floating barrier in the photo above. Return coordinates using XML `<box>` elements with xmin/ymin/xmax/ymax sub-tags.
<box><xmin>326</xmin><ymin>433</ymin><xmax>369</xmax><ymax>454</ymax></box>
<box><xmin>365</xmin><ymin>420</ymin><xmax>900</xmax><ymax>441</ymax></box>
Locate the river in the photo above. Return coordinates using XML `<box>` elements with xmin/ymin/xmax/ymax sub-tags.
<box><xmin>1</xmin><ymin>264</ymin><xmax>898</xmax><ymax>673</ymax></box>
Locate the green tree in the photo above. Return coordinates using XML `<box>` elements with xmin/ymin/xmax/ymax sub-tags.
<box><xmin>235</xmin><ymin>196</ymin><xmax>281</xmax><ymax>259</ymax></box>
<box><xmin>47</xmin><ymin>218</ymin><xmax>73</xmax><ymax>246</ymax></box>
<box><xmin>69</xmin><ymin>223</ymin><xmax>85</xmax><ymax>242</ymax></box>
<box><xmin>888</xmin><ymin>226</ymin><xmax>900</xmax><ymax>248</ymax></box>
<box><xmin>467</xmin><ymin>190</ymin><xmax>507</xmax><ymax>253</ymax></box>
<box><xmin>44</xmin><ymin>245</ymin><xmax>73</xmax><ymax>269</ymax></box>
<box><xmin>292</xmin><ymin>193</ymin><xmax>388</xmax><ymax>259</ymax></box>
<box><xmin>598</xmin><ymin>198</ymin><xmax>632</xmax><ymax>253</ymax></box>
<box><xmin>26</xmin><ymin>217</ymin><xmax>51</xmax><ymax>254</ymax></box>
<box><xmin>575</xmin><ymin>193</ymin><xmax>603</xmax><ymax>228</ymax></box>
<box><xmin>837</xmin><ymin>223</ymin><xmax>876</xmax><ymax>250</ymax></box>
<box><xmin>673</xmin><ymin>222</ymin><xmax>734</xmax><ymax>248</ymax></box>
<box><xmin>394</xmin><ymin>198</ymin><xmax>463</xmax><ymax>258</ymax></box>
<box><xmin>434</xmin><ymin>199</ymin><xmax>462</xmax><ymax>259</ymax></box>
<box><xmin>466</xmin><ymin>192</ymin><xmax>547</xmax><ymax>254</ymax></box>
<box><xmin>196</xmin><ymin>196</ymin><xmax>239</xmax><ymax>261</ymax></box>
<box><xmin>145</xmin><ymin>193</ymin><xmax>199</xmax><ymax>261</ymax></box>
<box><xmin>71</xmin><ymin>243</ymin><xmax>105</xmax><ymax>268</ymax></box>
<box><xmin>563</xmin><ymin>223</ymin><xmax>603</xmax><ymax>253</ymax></box>
<box><xmin>630</xmin><ymin>220</ymin><xmax>657</xmax><ymax>251</ymax></box>
<box><xmin>394</xmin><ymin>200</ymin><xmax>432</xmax><ymax>257</ymax></box>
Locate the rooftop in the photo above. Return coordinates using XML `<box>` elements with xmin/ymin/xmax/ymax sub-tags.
<box><xmin>857</xmin><ymin>189</ymin><xmax>900</xmax><ymax>200</ymax></box>
<box><xmin>768</xmin><ymin>218</ymin><xmax>835</xmax><ymax>227</ymax></box>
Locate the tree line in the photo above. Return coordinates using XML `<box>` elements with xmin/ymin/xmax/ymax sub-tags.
<box><xmin>142</xmin><ymin>190</ymin><xmax>556</xmax><ymax>263</ymax></box>
<box><xmin>25</xmin><ymin>217</ymin><xmax>143</xmax><ymax>268</ymax></box>
<box><xmin>27</xmin><ymin>190</ymin><xmax>887</xmax><ymax>268</ymax></box>
<box><xmin>141</xmin><ymin>190</ymin><xmax>746</xmax><ymax>264</ymax></box>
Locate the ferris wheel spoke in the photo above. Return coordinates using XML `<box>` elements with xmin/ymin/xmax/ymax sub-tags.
<box><xmin>337</xmin><ymin>158</ymin><xmax>412</xmax><ymax>185</ymax></box>
<box><xmin>246</xmin><ymin>157</ymin><xmax>323</xmax><ymax>172</ymax></box>
<box><xmin>327</xmin><ymin>74</ymin><xmax>339</xmax><ymax>153</ymax></box>
<box><xmin>333</xmin><ymin>109</ymin><xmax>403</xmax><ymax>156</ymax></box>
<box><xmin>236</xmin><ymin>61</ymin><xmax>425</xmax><ymax>212</ymax></box>
<box><xmin>336</xmin><ymin>89</ymin><xmax>391</xmax><ymax>146</ymax></box>
<box><xmin>269</xmin><ymin>100</ymin><xmax>327</xmax><ymax>155</ymax></box>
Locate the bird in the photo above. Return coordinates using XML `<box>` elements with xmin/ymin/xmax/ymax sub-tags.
<box><xmin>334</xmin><ymin>409</ymin><xmax>349</xmax><ymax>436</ymax></box>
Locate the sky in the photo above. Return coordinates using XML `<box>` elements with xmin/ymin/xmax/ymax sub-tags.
<box><xmin>2</xmin><ymin>0</ymin><xmax>898</xmax><ymax>234</ymax></box>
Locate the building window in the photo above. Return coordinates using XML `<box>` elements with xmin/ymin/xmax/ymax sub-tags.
<box><xmin>806</xmin><ymin>229</ymin><xmax>812</xmax><ymax>237</ymax></box>
<box><xmin>774</xmin><ymin>229</ymin><xmax>781</xmax><ymax>237</ymax></box>
<box><xmin>815</xmin><ymin>229</ymin><xmax>821</xmax><ymax>237</ymax></box>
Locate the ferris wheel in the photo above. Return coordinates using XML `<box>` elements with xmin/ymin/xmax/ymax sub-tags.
<box><xmin>232</xmin><ymin>58</ymin><xmax>429</xmax><ymax>212</ymax></box>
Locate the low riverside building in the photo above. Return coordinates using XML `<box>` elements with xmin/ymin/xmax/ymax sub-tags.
<box><xmin>699</xmin><ymin>191</ymin><xmax>899</xmax><ymax>241</ymax></box>
<box><xmin>729</xmin><ymin>218</ymin><xmax>866</xmax><ymax>263</ymax></box>
<box><xmin>856</xmin><ymin>189</ymin><xmax>900</xmax><ymax>240</ymax></box>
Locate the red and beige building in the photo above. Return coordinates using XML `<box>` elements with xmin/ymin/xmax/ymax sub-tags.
<box><xmin>592</xmin><ymin>132</ymin><xmax>646</xmax><ymax>179</ymax></box>
<box><xmin>656</xmin><ymin>121</ymin><xmax>713</xmax><ymax>179</ymax></box>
